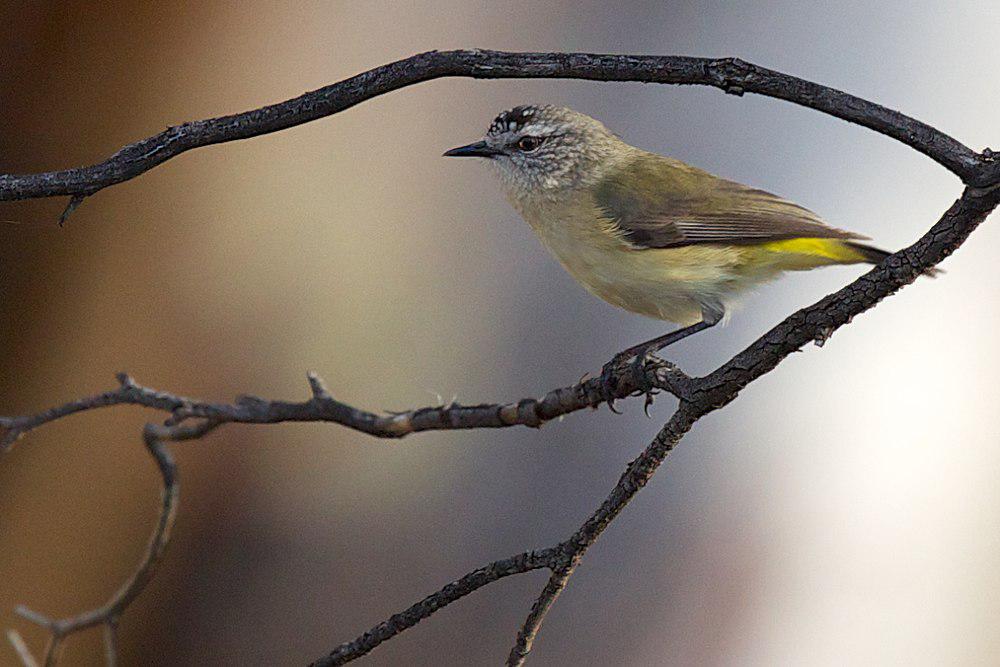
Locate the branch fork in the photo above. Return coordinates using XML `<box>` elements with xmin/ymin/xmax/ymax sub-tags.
<box><xmin>2</xmin><ymin>49</ymin><xmax>997</xmax><ymax>665</ymax></box>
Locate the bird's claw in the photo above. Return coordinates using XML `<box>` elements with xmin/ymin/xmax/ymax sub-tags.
<box><xmin>599</xmin><ymin>351</ymin><xmax>632</xmax><ymax>413</ymax></box>
<box><xmin>630</xmin><ymin>351</ymin><xmax>662</xmax><ymax>416</ymax></box>
<box><xmin>599</xmin><ymin>348</ymin><xmax>662</xmax><ymax>414</ymax></box>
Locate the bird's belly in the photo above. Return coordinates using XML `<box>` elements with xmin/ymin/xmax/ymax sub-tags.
<box><xmin>530</xmin><ymin>219</ymin><xmax>751</xmax><ymax>324</ymax></box>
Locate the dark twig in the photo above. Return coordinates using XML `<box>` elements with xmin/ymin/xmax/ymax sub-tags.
<box><xmin>312</xmin><ymin>548</ymin><xmax>561</xmax><ymax>667</ymax></box>
<box><xmin>312</xmin><ymin>180</ymin><xmax>1000</xmax><ymax>666</ymax></box>
<box><xmin>3</xmin><ymin>49</ymin><xmax>998</xmax><ymax>666</ymax></box>
<box><xmin>1</xmin><ymin>364</ymin><xmax>678</xmax><ymax>663</ymax></box>
<box><xmin>0</xmin><ymin>50</ymin><xmax>996</xmax><ymax>218</ymax></box>
<box><xmin>1</xmin><ymin>364</ymin><xmax>685</xmax><ymax>457</ymax></box>
<box><xmin>57</xmin><ymin>194</ymin><xmax>85</xmax><ymax>226</ymax></box>
<box><xmin>507</xmin><ymin>563</ymin><xmax>578</xmax><ymax>666</ymax></box>
<box><xmin>9</xmin><ymin>420</ymin><xmax>192</xmax><ymax>665</ymax></box>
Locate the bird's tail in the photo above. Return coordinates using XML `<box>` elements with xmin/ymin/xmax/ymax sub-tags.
<box><xmin>844</xmin><ymin>241</ymin><xmax>942</xmax><ymax>277</ymax></box>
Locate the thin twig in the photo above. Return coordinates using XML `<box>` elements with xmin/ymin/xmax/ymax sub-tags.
<box><xmin>40</xmin><ymin>634</ymin><xmax>61</xmax><ymax>667</ymax></box>
<box><xmin>2</xmin><ymin>49</ymin><xmax>998</xmax><ymax>666</ymax></box>
<box><xmin>7</xmin><ymin>421</ymin><xmax>196</xmax><ymax>665</ymax></box>
<box><xmin>507</xmin><ymin>563</ymin><xmax>578</xmax><ymax>666</ymax></box>
<box><xmin>102</xmin><ymin>618</ymin><xmax>118</xmax><ymax>667</ymax></box>
<box><xmin>312</xmin><ymin>181</ymin><xmax>1000</xmax><ymax>665</ymax></box>
<box><xmin>0</xmin><ymin>50</ymin><xmax>995</xmax><ymax>215</ymax></box>
<box><xmin>6</xmin><ymin>630</ymin><xmax>39</xmax><ymax>667</ymax></box>
<box><xmin>1</xmin><ymin>362</ymin><xmax>677</xmax><ymax>663</ymax></box>
<box><xmin>2</xmin><ymin>362</ymin><xmax>686</xmax><ymax>456</ymax></box>
<box><xmin>311</xmin><ymin>548</ymin><xmax>561</xmax><ymax>667</ymax></box>
<box><xmin>57</xmin><ymin>194</ymin><xmax>85</xmax><ymax>226</ymax></box>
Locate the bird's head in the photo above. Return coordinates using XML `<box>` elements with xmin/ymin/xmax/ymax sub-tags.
<box><xmin>444</xmin><ymin>105</ymin><xmax>627</xmax><ymax>201</ymax></box>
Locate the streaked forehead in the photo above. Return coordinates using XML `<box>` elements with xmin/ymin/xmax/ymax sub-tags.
<box><xmin>488</xmin><ymin>105</ymin><xmax>552</xmax><ymax>135</ymax></box>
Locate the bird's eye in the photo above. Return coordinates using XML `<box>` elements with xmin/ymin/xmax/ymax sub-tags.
<box><xmin>516</xmin><ymin>136</ymin><xmax>544</xmax><ymax>152</ymax></box>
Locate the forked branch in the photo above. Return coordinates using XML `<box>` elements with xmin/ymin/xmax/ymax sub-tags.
<box><xmin>0</xmin><ymin>50</ymin><xmax>996</xmax><ymax>222</ymax></box>
<box><xmin>315</xmin><ymin>182</ymin><xmax>1000</xmax><ymax>665</ymax></box>
<box><xmin>0</xmin><ymin>364</ymin><xmax>682</xmax><ymax>664</ymax></box>
<box><xmin>2</xmin><ymin>48</ymin><xmax>998</xmax><ymax>666</ymax></box>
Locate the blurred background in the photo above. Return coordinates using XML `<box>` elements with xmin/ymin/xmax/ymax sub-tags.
<box><xmin>1</xmin><ymin>2</ymin><xmax>998</xmax><ymax>665</ymax></box>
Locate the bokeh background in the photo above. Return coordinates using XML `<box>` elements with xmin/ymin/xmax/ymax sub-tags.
<box><xmin>1</xmin><ymin>2</ymin><xmax>998</xmax><ymax>665</ymax></box>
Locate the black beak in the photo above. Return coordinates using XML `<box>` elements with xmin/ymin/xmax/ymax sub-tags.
<box><xmin>442</xmin><ymin>140</ymin><xmax>499</xmax><ymax>158</ymax></box>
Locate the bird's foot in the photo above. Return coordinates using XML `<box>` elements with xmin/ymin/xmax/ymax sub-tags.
<box><xmin>599</xmin><ymin>347</ymin><xmax>662</xmax><ymax>414</ymax></box>
<box><xmin>599</xmin><ymin>351</ymin><xmax>631</xmax><ymax>413</ymax></box>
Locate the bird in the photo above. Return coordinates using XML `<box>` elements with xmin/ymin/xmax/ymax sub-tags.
<box><xmin>444</xmin><ymin>105</ymin><xmax>914</xmax><ymax>387</ymax></box>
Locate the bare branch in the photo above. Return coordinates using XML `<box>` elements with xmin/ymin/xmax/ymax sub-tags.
<box><xmin>57</xmin><ymin>194</ymin><xmax>85</xmax><ymax>226</ymax></box>
<box><xmin>9</xmin><ymin>422</ymin><xmax>187</xmax><ymax>664</ymax></box>
<box><xmin>102</xmin><ymin>618</ymin><xmax>118</xmax><ymax>667</ymax></box>
<box><xmin>0</xmin><ymin>50</ymin><xmax>995</xmax><ymax>215</ymax></box>
<box><xmin>39</xmin><ymin>637</ymin><xmax>61</xmax><ymax>667</ymax></box>
<box><xmin>1</xmin><ymin>363</ymin><xmax>687</xmax><ymax>456</ymax></box>
<box><xmin>507</xmin><ymin>563</ymin><xmax>578</xmax><ymax>666</ymax></box>
<box><xmin>3</xmin><ymin>50</ymin><xmax>999</xmax><ymax>665</ymax></box>
<box><xmin>311</xmin><ymin>181</ymin><xmax>1000</xmax><ymax>666</ymax></box>
<box><xmin>5</xmin><ymin>629</ymin><xmax>38</xmax><ymax>667</ymax></box>
<box><xmin>2</xmin><ymin>357</ymin><xmax>682</xmax><ymax>662</ymax></box>
<box><xmin>312</xmin><ymin>548</ymin><xmax>561</xmax><ymax>667</ymax></box>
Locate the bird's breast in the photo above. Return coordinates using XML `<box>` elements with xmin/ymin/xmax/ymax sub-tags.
<box><xmin>513</xmin><ymin>196</ymin><xmax>738</xmax><ymax>324</ymax></box>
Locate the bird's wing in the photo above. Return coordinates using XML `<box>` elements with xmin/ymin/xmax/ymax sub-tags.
<box><xmin>593</xmin><ymin>154</ymin><xmax>867</xmax><ymax>249</ymax></box>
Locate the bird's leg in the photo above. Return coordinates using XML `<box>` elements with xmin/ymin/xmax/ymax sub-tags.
<box><xmin>599</xmin><ymin>306</ymin><xmax>722</xmax><ymax>412</ymax></box>
<box><xmin>617</xmin><ymin>319</ymin><xmax>716</xmax><ymax>359</ymax></box>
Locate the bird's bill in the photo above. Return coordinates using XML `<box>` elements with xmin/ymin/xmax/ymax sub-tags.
<box><xmin>442</xmin><ymin>141</ymin><xmax>500</xmax><ymax>158</ymax></box>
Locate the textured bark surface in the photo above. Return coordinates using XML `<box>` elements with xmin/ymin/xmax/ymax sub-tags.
<box><xmin>0</xmin><ymin>50</ymin><xmax>995</xmax><ymax>210</ymax></box>
<box><xmin>2</xmin><ymin>49</ymin><xmax>997</xmax><ymax>667</ymax></box>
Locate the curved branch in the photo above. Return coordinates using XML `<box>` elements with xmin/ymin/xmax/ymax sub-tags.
<box><xmin>0</xmin><ymin>50</ymin><xmax>995</xmax><ymax>214</ymax></box>
<box><xmin>506</xmin><ymin>562</ymin><xmax>578</xmax><ymax>667</ymax></box>
<box><xmin>4</xmin><ymin>50</ymin><xmax>999</xmax><ymax>666</ymax></box>
<box><xmin>1</xmin><ymin>365</ymin><xmax>688</xmax><ymax>456</ymax></box>
<box><xmin>312</xmin><ymin>548</ymin><xmax>561</xmax><ymax>667</ymax></box>
<box><xmin>1</xmin><ymin>354</ymin><xmax>684</xmax><ymax>664</ymax></box>
<box><xmin>311</xmin><ymin>182</ymin><xmax>1000</xmax><ymax>665</ymax></box>
<box><xmin>7</xmin><ymin>421</ymin><xmax>203</xmax><ymax>666</ymax></box>
<box><xmin>6</xmin><ymin>182</ymin><xmax>998</xmax><ymax>663</ymax></box>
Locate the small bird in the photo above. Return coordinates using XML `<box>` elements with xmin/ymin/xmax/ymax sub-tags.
<box><xmin>444</xmin><ymin>105</ymin><xmax>907</xmax><ymax>375</ymax></box>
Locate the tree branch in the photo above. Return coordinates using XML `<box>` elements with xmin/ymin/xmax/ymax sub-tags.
<box><xmin>0</xmin><ymin>50</ymin><xmax>995</xmax><ymax>219</ymax></box>
<box><xmin>7</xmin><ymin>418</ymin><xmax>213</xmax><ymax>667</ymax></box>
<box><xmin>0</xmin><ymin>363</ymin><xmax>683</xmax><ymax>662</ymax></box>
<box><xmin>506</xmin><ymin>562</ymin><xmax>578</xmax><ymax>666</ymax></box>
<box><xmin>311</xmin><ymin>548</ymin><xmax>561</xmax><ymax>667</ymax></box>
<box><xmin>309</xmin><ymin>180</ymin><xmax>1000</xmax><ymax>666</ymax></box>
<box><xmin>3</xmin><ymin>49</ymin><xmax>998</xmax><ymax>665</ymax></box>
<box><xmin>1</xmin><ymin>365</ymin><xmax>688</xmax><ymax>457</ymax></box>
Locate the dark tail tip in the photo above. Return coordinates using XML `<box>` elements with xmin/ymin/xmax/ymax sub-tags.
<box><xmin>846</xmin><ymin>242</ymin><xmax>943</xmax><ymax>278</ymax></box>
